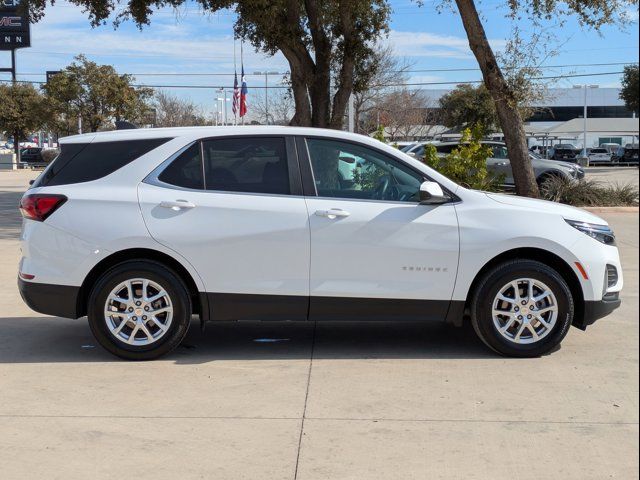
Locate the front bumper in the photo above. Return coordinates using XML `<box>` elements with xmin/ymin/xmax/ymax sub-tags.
<box><xmin>573</xmin><ymin>293</ymin><xmax>622</xmax><ymax>330</ymax></box>
<box><xmin>18</xmin><ymin>278</ymin><xmax>80</xmax><ymax>319</ymax></box>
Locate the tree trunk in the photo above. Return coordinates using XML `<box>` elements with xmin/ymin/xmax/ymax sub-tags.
<box><xmin>328</xmin><ymin>2</ymin><xmax>355</xmax><ymax>129</ymax></box>
<box><xmin>289</xmin><ymin>73</ymin><xmax>312</xmax><ymax>126</ymax></box>
<box><xmin>13</xmin><ymin>130</ymin><xmax>21</xmax><ymax>163</ymax></box>
<box><xmin>455</xmin><ymin>0</ymin><xmax>539</xmax><ymax>198</ymax></box>
<box><xmin>281</xmin><ymin>46</ymin><xmax>313</xmax><ymax>126</ymax></box>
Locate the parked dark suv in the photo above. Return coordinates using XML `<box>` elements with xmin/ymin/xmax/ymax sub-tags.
<box><xmin>20</xmin><ymin>148</ymin><xmax>44</xmax><ymax>166</ymax></box>
<box><xmin>612</xmin><ymin>144</ymin><xmax>639</xmax><ymax>165</ymax></box>
<box><xmin>549</xmin><ymin>145</ymin><xmax>579</xmax><ymax>162</ymax></box>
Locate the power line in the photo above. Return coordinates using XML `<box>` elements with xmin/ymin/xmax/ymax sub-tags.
<box><xmin>14</xmin><ymin>45</ymin><xmax>639</xmax><ymax>61</ymax></box>
<box><xmin>0</xmin><ymin>70</ymin><xmax>627</xmax><ymax>89</ymax></box>
<box><xmin>7</xmin><ymin>62</ymin><xmax>638</xmax><ymax>79</ymax></box>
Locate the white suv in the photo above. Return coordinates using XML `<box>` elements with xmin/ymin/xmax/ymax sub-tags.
<box><xmin>18</xmin><ymin>127</ymin><xmax>623</xmax><ymax>360</ymax></box>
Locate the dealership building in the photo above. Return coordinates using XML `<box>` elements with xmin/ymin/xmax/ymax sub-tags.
<box><xmin>386</xmin><ymin>87</ymin><xmax>639</xmax><ymax>148</ymax></box>
<box><xmin>524</xmin><ymin>88</ymin><xmax>638</xmax><ymax>149</ymax></box>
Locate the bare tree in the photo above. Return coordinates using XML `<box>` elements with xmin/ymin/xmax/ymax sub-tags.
<box><xmin>353</xmin><ymin>45</ymin><xmax>414</xmax><ymax>134</ymax></box>
<box><xmin>374</xmin><ymin>89</ymin><xmax>438</xmax><ymax>142</ymax></box>
<box><xmin>252</xmin><ymin>89</ymin><xmax>296</xmax><ymax>125</ymax></box>
<box><xmin>153</xmin><ymin>91</ymin><xmax>209</xmax><ymax>128</ymax></box>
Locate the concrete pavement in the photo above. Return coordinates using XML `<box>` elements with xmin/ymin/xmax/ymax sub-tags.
<box><xmin>585</xmin><ymin>165</ymin><xmax>639</xmax><ymax>188</ymax></box>
<box><xmin>0</xmin><ymin>170</ymin><xmax>638</xmax><ymax>479</ymax></box>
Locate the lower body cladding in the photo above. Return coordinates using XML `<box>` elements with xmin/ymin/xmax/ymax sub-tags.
<box><xmin>17</xmin><ymin>279</ymin><xmax>620</xmax><ymax>328</ymax></box>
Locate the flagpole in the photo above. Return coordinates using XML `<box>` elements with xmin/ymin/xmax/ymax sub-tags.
<box><xmin>241</xmin><ymin>41</ymin><xmax>245</xmax><ymax>126</ymax></box>
<box><xmin>233</xmin><ymin>39</ymin><xmax>238</xmax><ymax>126</ymax></box>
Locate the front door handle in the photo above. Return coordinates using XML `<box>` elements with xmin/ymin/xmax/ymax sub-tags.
<box><xmin>315</xmin><ymin>208</ymin><xmax>350</xmax><ymax>219</ymax></box>
<box><xmin>159</xmin><ymin>199</ymin><xmax>196</xmax><ymax>211</ymax></box>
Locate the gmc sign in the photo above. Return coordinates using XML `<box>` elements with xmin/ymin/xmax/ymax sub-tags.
<box><xmin>1</xmin><ymin>0</ymin><xmax>30</xmax><ymax>50</ymax></box>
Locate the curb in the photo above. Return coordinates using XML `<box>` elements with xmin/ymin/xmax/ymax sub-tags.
<box><xmin>583</xmin><ymin>207</ymin><xmax>639</xmax><ymax>214</ymax></box>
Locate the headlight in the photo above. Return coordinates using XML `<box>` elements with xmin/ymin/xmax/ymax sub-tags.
<box><xmin>565</xmin><ymin>219</ymin><xmax>616</xmax><ymax>246</ymax></box>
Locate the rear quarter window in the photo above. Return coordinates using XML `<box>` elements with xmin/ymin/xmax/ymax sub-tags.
<box><xmin>33</xmin><ymin>138</ymin><xmax>172</xmax><ymax>187</ymax></box>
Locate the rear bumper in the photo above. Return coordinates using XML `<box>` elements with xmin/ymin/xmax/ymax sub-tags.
<box><xmin>573</xmin><ymin>293</ymin><xmax>622</xmax><ymax>330</ymax></box>
<box><xmin>18</xmin><ymin>278</ymin><xmax>80</xmax><ymax>319</ymax></box>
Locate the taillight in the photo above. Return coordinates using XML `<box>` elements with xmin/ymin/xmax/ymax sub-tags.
<box><xmin>19</xmin><ymin>194</ymin><xmax>67</xmax><ymax>221</ymax></box>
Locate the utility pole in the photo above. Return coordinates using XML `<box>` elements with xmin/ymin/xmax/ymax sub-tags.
<box><xmin>254</xmin><ymin>71</ymin><xmax>279</xmax><ymax>125</ymax></box>
<box><xmin>11</xmin><ymin>49</ymin><xmax>19</xmax><ymax>162</ymax></box>
<box><xmin>574</xmin><ymin>84</ymin><xmax>598</xmax><ymax>158</ymax></box>
<box><xmin>2</xmin><ymin>0</ymin><xmax>32</xmax><ymax>165</ymax></box>
<box><xmin>218</xmin><ymin>88</ymin><xmax>228</xmax><ymax>125</ymax></box>
<box><xmin>265</xmin><ymin>73</ymin><xmax>268</xmax><ymax>124</ymax></box>
<box><xmin>583</xmin><ymin>85</ymin><xmax>587</xmax><ymax>157</ymax></box>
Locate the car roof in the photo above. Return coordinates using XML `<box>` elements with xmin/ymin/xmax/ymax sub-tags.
<box><xmin>59</xmin><ymin>126</ymin><xmax>378</xmax><ymax>144</ymax></box>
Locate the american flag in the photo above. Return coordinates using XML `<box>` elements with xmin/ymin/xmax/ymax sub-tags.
<box><xmin>239</xmin><ymin>66</ymin><xmax>248</xmax><ymax>117</ymax></box>
<box><xmin>232</xmin><ymin>72</ymin><xmax>240</xmax><ymax>116</ymax></box>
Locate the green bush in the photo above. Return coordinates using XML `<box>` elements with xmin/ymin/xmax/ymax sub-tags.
<box><xmin>423</xmin><ymin>125</ymin><xmax>503</xmax><ymax>191</ymax></box>
<box><xmin>372</xmin><ymin>125</ymin><xmax>386</xmax><ymax>143</ymax></box>
<box><xmin>540</xmin><ymin>176</ymin><xmax>639</xmax><ymax>207</ymax></box>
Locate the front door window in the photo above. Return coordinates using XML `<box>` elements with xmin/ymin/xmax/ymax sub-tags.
<box><xmin>306</xmin><ymin>138</ymin><xmax>424</xmax><ymax>202</ymax></box>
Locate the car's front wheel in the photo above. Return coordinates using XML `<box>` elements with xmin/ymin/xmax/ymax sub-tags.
<box><xmin>87</xmin><ymin>260</ymin><xmax>192</xmax><ymax>360</ymax></box>
<box><xmin>470</xmin><ymin>259</ymin><xmax>574</xmax><ymax>357</ymax></box>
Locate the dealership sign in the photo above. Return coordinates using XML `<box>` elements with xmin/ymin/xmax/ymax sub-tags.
<box><xmin>1</xmin><ymin>0</ymin><xmax>30</xmax><ymax>50</ymax></box>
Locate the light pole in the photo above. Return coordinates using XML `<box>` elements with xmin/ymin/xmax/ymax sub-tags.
<box><xmin>217</xmin><ymin>88</ymin><xmax>230</xmax><ymax>125</ymax></box>
<box><xmin>216</xmin><ymin>91</ymin><xmax>231</xmax><ymax>125</ymax></box>
<box><xmin>573</xmin><ymin>84</ymin><xmax>599</xmax><ymax>157</ymax></box>
<box><xmin>254</xmin><ymin>71</ymin><xmax>280</xmax><ymax>124</ymax></box>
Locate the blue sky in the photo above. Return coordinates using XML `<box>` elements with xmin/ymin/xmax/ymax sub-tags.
<box><xmin>1</xmin><ymin>0</ymin><xmax>638</xmax><ymax>118</ymax></box>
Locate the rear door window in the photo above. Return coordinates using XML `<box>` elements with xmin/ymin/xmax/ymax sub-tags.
<box><xmin>201</xmin><ymin>137</ymin><xmax>290</xmax><ymax>195</ymax></box>
<box><xmin>157</xmin><ymin>143</ymin><xmax>204</xmax><ymax>190</ymax></box>
<box><xmin>34</xmin><ymin>138</ymin><xmax>172</xmax><ymax>187</ymax></box>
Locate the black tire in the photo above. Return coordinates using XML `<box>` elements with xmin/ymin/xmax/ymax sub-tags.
<box><xmin>87</xmin><ymin>260</ymin><xmax>192</xmax><ymax>360</ymax></box>
<box><xmin>470</xmin><ymin>259</ymin><xmax>574</xmax><ymax>357</ymax></box>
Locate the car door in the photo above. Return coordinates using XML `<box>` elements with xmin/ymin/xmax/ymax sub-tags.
<box><xmin>486</xmin><ymin>144</ymin><xmax>514</xmax><ymax>185</ymax></box>
<box><xmin>138</xmin><ymin>136</ymin><xmax>310</xmax><ymax>321</ymax></box>
<box><xmin>299</xmin><ymin>137</ymin><xmax>460</xmax><ymax>322</ymax></box>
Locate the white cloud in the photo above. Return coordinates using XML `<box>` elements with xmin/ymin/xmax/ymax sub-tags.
<box><xmin>386</xmin><ymin>30</ymin><xmax>506</xmax><ymax>60</ymax></box>
<box><xmin>20</xmin><ymin>4</ymin><xmax>287</xmax><ymax>78</ymax></box>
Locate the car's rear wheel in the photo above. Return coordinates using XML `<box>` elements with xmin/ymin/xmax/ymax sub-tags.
<box><xmin>470</xmin><ymin>260</ymin><xmax>574</xmax><ymax>357</ymax></box>
<box><xmin>88</xmin><ymin>260</ymin><xmax>192</xmax><ymax>360</ymax></box>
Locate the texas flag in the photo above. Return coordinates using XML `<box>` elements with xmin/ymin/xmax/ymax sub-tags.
<box><xmin>239</xmin><ymin>66</ymin><xmax>248</xmax><ymax>117</ymax></box>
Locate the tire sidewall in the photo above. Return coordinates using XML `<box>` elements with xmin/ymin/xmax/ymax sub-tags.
<box><xmin>88</xmin><ymin>261</ymin><xmax>191</xmax><ymax>360</ymax></box>
<box><xmin>473</xmin><ymin>262</ymin><xmax>574</xmax><ymax>357</ymax></box>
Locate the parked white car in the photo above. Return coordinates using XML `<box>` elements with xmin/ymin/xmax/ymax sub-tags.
<box><xmin>19</xmin><ymin>127</ymin><xmax>622</xmax><ymax>359</ymax></box>
<box><xmin>587</xmin><ymin>148</ymin><xmax>613</xmax><ymax>164</ymax></box>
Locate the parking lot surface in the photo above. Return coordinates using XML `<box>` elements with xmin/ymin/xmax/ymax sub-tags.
<box><xmin>0</xmin><ymin>170</ymin><xmax>638</xmax><ymax>479</ymax></box>
<box><xmin>585</xmin><ymin>165</ymin><xmax>639</xmax><ymax>188</ymax></box>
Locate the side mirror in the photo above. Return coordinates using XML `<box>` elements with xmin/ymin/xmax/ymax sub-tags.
<box><xmin>406</xmin><ymin>151</ymin><xmax>417</xmax><ymax>158</ymax></box>
<box><xmin>28</xmin><ymin>179</ymin><xmax>35</xmax><ymax>186</ymax></box>
<box><xmin>419</xmin><ymin>181</ymin><xmax>448</xmax><ymax>205</ymax></box>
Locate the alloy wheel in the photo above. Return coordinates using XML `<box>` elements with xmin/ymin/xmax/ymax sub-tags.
<box><xmin>104</xmin><ymin>278</ymin><xmax>173</xmax><ymax>346</ymax></box>
<box><xmin>491</xmin><ymin>278</ymin><xmax>559</xmax><ymax>344</ymax></box>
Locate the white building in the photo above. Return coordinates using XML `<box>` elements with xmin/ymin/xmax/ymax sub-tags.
<box><xmin>399</xmin><ymin>87</ymin><xmax>639</xmax><ymax>148</ymax></box>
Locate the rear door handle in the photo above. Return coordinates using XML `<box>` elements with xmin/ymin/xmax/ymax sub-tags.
<box><xmin>159</xmin><ymin>199</ymin><xmax>196</xmax><ymax>211</ymax></box>
<box><xmin>315</xmin><ymin>208</ymin><xmax>350</xmax><ymax>219</ymax></box>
